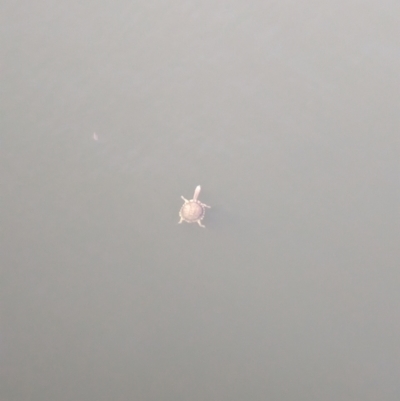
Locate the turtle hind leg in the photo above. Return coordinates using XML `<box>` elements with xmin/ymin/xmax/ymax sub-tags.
<box><xmin>197</xmin><ymin>220</ymin><xmax>205</xmax><ymax>228</ymax></box>
<box><xmin>178</xmin><ymin>217</ymin><xmax>184</xmax><ymax>224</ymax></box>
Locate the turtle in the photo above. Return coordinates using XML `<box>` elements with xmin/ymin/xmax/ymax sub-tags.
<box><xmin>179</xmin><ymin>185</ymin><xmax>211</xmax><ymax>227</ymax></box>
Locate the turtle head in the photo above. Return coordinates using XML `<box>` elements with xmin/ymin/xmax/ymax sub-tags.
<box><xmin>193</xmin><ymin>185</ymin><xmax>201</xmax><ymax>200</ymax></box>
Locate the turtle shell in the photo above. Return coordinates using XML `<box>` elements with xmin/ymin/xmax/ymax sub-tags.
<box><xmin>179</xmin><ymin>201</ymin><xmax>205</xmax><ymax>222</ymax></box>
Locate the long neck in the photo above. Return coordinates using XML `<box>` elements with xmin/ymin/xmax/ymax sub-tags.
<box><xmin>193</xmin><ymin>185</ymin><xmax>201</xmax><ymax>200</ymax></box>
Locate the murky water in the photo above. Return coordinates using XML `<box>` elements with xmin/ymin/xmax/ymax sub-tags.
<box><xmin>1</xmin><ymin>1</ymin><xmax>399</xmax><ymax>400</ymax></box>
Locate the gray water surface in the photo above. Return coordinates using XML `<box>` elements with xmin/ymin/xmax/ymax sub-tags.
<box><xmin>1</xmin><ymin>1</ymin><xmax>399</xmax><ymax>400</ymax></box>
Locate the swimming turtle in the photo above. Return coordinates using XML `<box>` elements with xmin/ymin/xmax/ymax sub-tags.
<box><xmin>179</xmin><ymin>185</ymin><xmax>210</xmax><ymax>227</ymax></box>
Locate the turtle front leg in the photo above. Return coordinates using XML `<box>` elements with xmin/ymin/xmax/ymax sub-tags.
<box><xmin>197</xmin><ymin>220</ymin><xmax>205</xmax><ymax>228</ymax></box>
<box><xmin>181</xmin><ymin>196</ymin><xmax>188</xmax><ymax>202</ymax></box>
<box><xmin>178</xmin><ymin>217</ymin><xmax>184</xmax><ymax>224</ymax></box>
